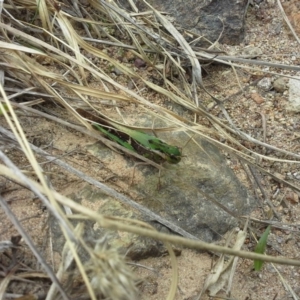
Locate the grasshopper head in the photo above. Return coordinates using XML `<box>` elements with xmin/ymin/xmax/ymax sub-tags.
<box><xmin>148</xmin><ymin>138</ymin><xmax>181</xmax><ymax>164</ymax></box>
<box><xmin>165</xmin><ymin>146</ymin><xmax>181</xmax><ymax>164</ymax></box>
<box><xmin>166</xmin><ymin>154</ymin><xmax>181</xmax><ymax>164</ymax></box>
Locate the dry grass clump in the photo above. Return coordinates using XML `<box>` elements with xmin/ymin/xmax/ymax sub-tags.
<box><xmin>1</xmin><ymin>0</ymin><xmax>300</xmax><ymax>299</ymax></box>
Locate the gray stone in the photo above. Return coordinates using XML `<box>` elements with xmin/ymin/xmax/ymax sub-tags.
<box><xmin>119</xmin><ymin>0</ymin><xmax>248</xmax><ymax>46</ymax></box>
<box><xmin>257</xmin><ymin>77</ymin><xmax>272</xmax><ymax>91</ymax></box>
<box><xmin>49</xmin><ymin>113</ymin><xmax>255</xmax><ymax>260</ymax></box>
<box><xmin>273</xmin><ymin>77</ymin><xmax>287</xmax><ymax>93</ymax></box>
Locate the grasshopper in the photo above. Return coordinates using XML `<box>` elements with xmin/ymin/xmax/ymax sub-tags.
<box><xmin>76</xmin><ymin>108</ymin><xmax>181</xmax><ymax>165</ymax></box>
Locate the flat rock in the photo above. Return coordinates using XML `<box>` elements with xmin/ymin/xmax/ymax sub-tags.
<box><xmin>86</xmin><ymin>115</ymin><xmax>255</xmax><ymax>243</ymax></box>
<box><xmin>50</xmin><ymin>115</ymin><xmax>256</xmax><ymax>260</ymax></box>
<box><xmin>119</xmin><ymin>0</ymin><xmax>248</xmax><ymax>45</ymax></box>
<box><xmin>287</xmin><ymin>78</ymin><xmax>300</xmax><ymax>111</ymax></box>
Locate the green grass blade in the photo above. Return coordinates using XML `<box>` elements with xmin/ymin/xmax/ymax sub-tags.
<box><xmin>254</xmin><ymin>225</ymin><xmax>271</xmax><ymax>271</ymax></box>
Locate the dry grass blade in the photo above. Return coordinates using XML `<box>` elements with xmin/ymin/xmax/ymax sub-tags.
<box><xmin>0</xmin><ymin>274</ymin><xmax>12</xmax><ymax>299</ymax></box>
<box><xmin>273</xmin><ymin>264</ymin><xmax>299</xmax><ymax>300</ymax></box>
<box><xmin>0</xmin><ymin>193</ymin><xmax>68</xmax><ymax>300</ymax></box>
<box><xmin>194</xmin><ymin>49</ymin><xmax>300</xmax><ymax>72</ymax></box>
<box><xmin>143</xmin><ymin>1</ymin><xmax>202</xmax><ymax>87</ymax></box>
<box><xmin>0</xmin><ymin>41</ymin><xmax>45</xmax><ymax>54</ymax></box>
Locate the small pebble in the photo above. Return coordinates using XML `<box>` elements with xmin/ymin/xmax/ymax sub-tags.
<box><xmin>286</xmin><ymin>191</ymin><xmax>299</xmax><ymax>203</ymax></box>
<box><xmin>134</xmin><ymin>58</ymin><xmax>146</xmax><ymax>68</ymax></box>
<box><xmin>257</xmin><ymin>77</ymin><xmax>272</xmax><ymax>91</ymax></box>
<box><xmin>124</xmin><ymin>51</ymin><xmax>135</xmax><ymax>61</ymax></box>
<box><xmin>240</xmin><ymin>46</ymin><xmax>263</xmax><ymax>58</ymax></box>
<box><xmin>251</xmin><ymin>92</ymin><xmax>264</xmax><ymax>104</ymax></box>
<box><xmin>207</xmin><ymin>102</ymin><xmax>215</xmax><ymax>110</ymax></box>
<box><xmin>273</xmin><ymin>77</ymin><xmax>287</xmax><ymax>93</ymax></box>
<box><xmin>113</xmin><ymin>67</ymin><xmax>123</xmax><ymax>75</ymax></box>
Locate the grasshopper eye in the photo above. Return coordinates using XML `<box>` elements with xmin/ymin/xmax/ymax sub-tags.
<box><xmin>166</xmin><ymin>154</ymin><xmax>181</xmax><ymax>164</ymax></box>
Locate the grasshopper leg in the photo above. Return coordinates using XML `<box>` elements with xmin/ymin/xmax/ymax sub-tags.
<box><xmin>130</xmin><ymin>162</ymin><xmax>149</xmax><ymax>186</ymax></box>
<box><xmin>156</xmin><ymin>163</ymin><xmax>163</xmax><ymax>191</ymax></box>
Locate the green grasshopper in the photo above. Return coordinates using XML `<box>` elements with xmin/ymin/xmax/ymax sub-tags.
<box><xmin>76</xmin><ymin>108</ymin><xmax>181</xmax><ymax>165</ymax></box>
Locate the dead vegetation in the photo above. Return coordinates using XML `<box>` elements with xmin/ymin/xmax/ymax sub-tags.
<box><xmin>0</xmin><ymin>0</ymin><xmax>300</xmax><ymax>299</ymax></box>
